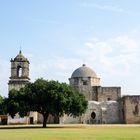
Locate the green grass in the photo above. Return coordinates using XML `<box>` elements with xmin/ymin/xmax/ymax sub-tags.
<box><xmin>0</xmin><ymin>125</ymin><xmax>140</xmax><ymax>140</ymax></box>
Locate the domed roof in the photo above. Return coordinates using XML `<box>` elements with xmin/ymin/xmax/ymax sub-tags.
<box><xmin>14</xmin><ymin>50</ymin><xmax>28</xmax><ymax>62</ymax></box>
<box><xmin>71</xmin><ymin>64</ymin><xmax>97</xmax><ymax>78</ymax></box>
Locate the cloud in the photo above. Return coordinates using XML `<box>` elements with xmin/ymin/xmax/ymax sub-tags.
<box><xmin>30</xmin><ymin>56</ymin><xmax>82</xmax><ymax>83</ymax></box>
<box><xmin>27</xmin><ymin>35</ymin><xmax>140</xmax><ymax>95</ymax></box>
<box><xmin>76</xmin><ymin>35</ymin><xmax>140</xmax><ymax>77</ymax></box>
<box><xmin>29</xmin><ymin>35</ymin><xmax>140</xmax><ymax>84</ymax></box>
<box><xmin>80</xmin><ymin>3</ymin><xmax>125</xmax><ymax>13</ymax></box>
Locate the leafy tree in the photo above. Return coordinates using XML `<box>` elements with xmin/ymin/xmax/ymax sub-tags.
<box><xmin>5</xmin><ymin>89</ymin><xmax>25</xmax><ymax>118</ymax></box>
<box><xmin>0</xmin><ymin>95</ymin><xmax>4</xmax><ymax>114</ymax></box>
<box><xmin>0</xmin><ymin>95</ymin><xmax>7</xmax><ymax>115</ymax></box>
<box><xmin>0</xmin><ymin>95</ymin><xmax>3</xmax><ymax>104</ymax></box>
<box><xmin>7</xmin><ymin>79</ymin><xmax>88</xmax><ymax>127</ymax></box>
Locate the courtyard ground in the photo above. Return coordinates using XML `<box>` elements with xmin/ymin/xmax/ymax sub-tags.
<box><xmin>0</xmin><ymin>124</ymin><xmax>140</xmax><ymax>140</ymax></box>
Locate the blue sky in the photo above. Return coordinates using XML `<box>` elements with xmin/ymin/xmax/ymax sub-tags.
<box><xmin>0</xmin><ymin>0</ymin><xmax>140</xmax><ymax>96</ymax></box>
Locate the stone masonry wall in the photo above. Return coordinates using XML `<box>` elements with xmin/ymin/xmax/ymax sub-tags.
<box><xmin>123</xmin><ymin>96</ymin><xmax>140</xmax><ymax>124</ymax></box>
<box><xmin>97</xmin><ymin>87</ymin><xmax>121</xmax><ymax>102</ymax></box>
<box><xmin>81</xmin><ymin>101</ymin><xmax>121</xmax><ymax>124</ymax></box>
<box><xmin>69</xmin><ymin>77</ymin><xmax>94</xmax><ymax>100</ymax></box>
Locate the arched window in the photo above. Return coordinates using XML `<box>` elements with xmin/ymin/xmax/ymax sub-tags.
<box><xmin>91</xmin><ymin>112</ymin><xmax>96</xmax><ymax>119</ymax></box>
<box><xmin>135</xmin><ymin>105</ymin><xmax>139</xmax><ymax>115</ymax></box>
<box><xmin>17</xmin><ymin>66</ymin><xmax>22</xmax><ymax>77</ymax></box>
<box><xmin>133</xmin><ymin>104</ymin><xmax>139</xmax><ymax>116</ymax></box>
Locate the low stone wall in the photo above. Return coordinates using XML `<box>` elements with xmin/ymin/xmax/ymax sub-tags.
<box><xmin>62</xmin><ymin>100</ymin><xmax>121</xmax><ymax>124</ymax></box>
<box><xmin>123</xmin><ymin>96</ymin><xmax>140</xmax><ymax>124</ymax></box>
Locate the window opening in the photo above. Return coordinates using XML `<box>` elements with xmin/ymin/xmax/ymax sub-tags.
<box><xmin>83</xmin><ymin>81</ymin><xmax>88</xmax><ymax>85</ymax></box>
<box><xmin>17</xmin><ymin>66</ymin><xmax>22</xmax><ymax>77</ymax></box>
<box><xmin>91</xmin><ymin>112</ymin><xmax>96</xmax><ymax>119</ymax></box>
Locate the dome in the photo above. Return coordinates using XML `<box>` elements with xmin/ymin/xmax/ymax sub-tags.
<box><xmin>71</xmin><ymin>64</ymin><xmax>97</xmax><ymax>78</ymax></box>
<box><xmin>14</xmin><ymin>50</ymin><xmax>28</xmax><ymax>62</ymax></box>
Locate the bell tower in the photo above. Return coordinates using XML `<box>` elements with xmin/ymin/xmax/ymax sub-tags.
<box><xmin>8</xmin><ymin>50</ymin><xmax>30</xmax><ymax>91</ymax></box>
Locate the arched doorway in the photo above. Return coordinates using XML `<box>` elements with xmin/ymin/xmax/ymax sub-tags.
<box><xmin>91</xmin><ymin>112</ymin><xmax>96</xmax><ymax>119</ymax></box>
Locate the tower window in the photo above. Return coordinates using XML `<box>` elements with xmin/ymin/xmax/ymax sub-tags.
<box><xmin>17</xmin><ymin>66</ymin><xmax>22</xmax><ymax>77</ymax></box>
<box><xmin>83</xmin><ymin>81</ymin><xmax>88</xmax><ymax>85</ymax></box>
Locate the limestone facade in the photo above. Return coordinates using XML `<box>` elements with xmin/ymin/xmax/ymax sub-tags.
<box><xmin>122</xmin><ymin>96</ymin><xmax>140</xmax><ymax>124</ymax></box>
<box><xmin>82</xmin><ymin>101</ymin><xmax>120</xmax><ymax>124</ymax></box>
<box><xmin>96</xmin><ymin>87</ymin><xmax>121</xmax><ymax>102</ymax></box>
<box><xmin>63</xmin><ymin>64</ymin><xmax>140</xmax><ymax>124</ymax></box>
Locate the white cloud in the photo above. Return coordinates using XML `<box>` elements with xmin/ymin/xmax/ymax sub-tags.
<box><xmin>30</xmin><ymin>56</ymin><xmax>82</xmax><ymax>83</ymax></box>
<box><xmin>74</xmin><ymin>35</ymin><xmax>140</xmax><ymax>77</ymax></box>
<box><xmin>30</xmin><ymin>35</ymin><xmax>140</xmax><ymax>85</ymax></box>
<box><xmin>80</xmin><ymin>3</ymin><xmax>124</xmax><ymax>13</ymax></box>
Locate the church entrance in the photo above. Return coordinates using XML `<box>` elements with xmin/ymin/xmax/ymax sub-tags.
<box><xmin>90</xmin><ymin>112</ymin><xmax>96</xmax><ymax>124</ymax></box>
<box><xmin>29</xmin><ymin>117</ymin><xmax>34</xmax><ymax>124</ymax></box>
<box><xmin>91</xmin><ymin>112</ymin><xmax>96</xmax><ymax>119</ymax></box>
<box><xmin>0</xmin><ymin>115</ymin><xmax>7</xmax><ymax>125</ymax></box>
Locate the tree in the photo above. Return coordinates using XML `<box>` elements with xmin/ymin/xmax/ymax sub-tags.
<box><xmin>5</xmin><ymin>89</ymin><xmax>26</xmax><ymax>118</ymax></box>
<box><xmin>0</xmin><ymin>95</ymin><xmax>7</xmax><ymax>115</ymax></box>
<box><xmin>7</xmin><ymin>78</ymin><xmax>88</xmax><ymax>127</ymax></box>
<box><xmin>0</xmin><ymin>95</ymin><xmax>4</xmax><ymax>114</ymax></box>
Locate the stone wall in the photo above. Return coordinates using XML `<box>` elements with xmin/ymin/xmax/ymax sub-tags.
<box><xmin>82</xmin><ymin>101</ymin><xmax>121</xmax><ymax>124</ymax></box>
<box><xmin>8</xmin><ymin>112</ymin><xmax>38</xmax><ymax>124</ymax></box>
<box><xmin>92</xmin><ymin>87</ymin><xmax>98</xmax><ymax>101</ymax></box>
<box><xmin>123</xmin><ymin>96</ymin><xmax>140</xmax><ymax>124</ymax></box>
<box><xmin>8</xmin><ymin>114</ymin><xmax>28</xmax><ymax>124</ymax></box>
<box><xmin>82</xmin><ymin>101</ymin><xmax>100</xmax><ymax>124</ymax></box>
<box><xmin>97</xmin><ymin>87</ymin><xmax>121</xmax><ymax>102</ymax></box>
<box><xmin>8</xmin><ymin>80</ymin><xmax>29</xmax><ymax>91</ymax></box>
<box><xmin>60</xmin><ymin>114</ymin><xmax>81</xmax><ymax>124</ymax></box>
<box><xmin>69</xmin><ymin>77</ymin><xmax>94</xmax><ymax>100</ymax></box>
<box><xmin>62</xmin><ymin>101</ymin><xmax>121</xmax><ymax>124</ymax></box>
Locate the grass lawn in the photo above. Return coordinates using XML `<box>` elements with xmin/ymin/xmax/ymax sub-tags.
<box><xmin>0</xmin><ymin>124</ymin><xmax>140</xmax><ymax>140</ymax></box>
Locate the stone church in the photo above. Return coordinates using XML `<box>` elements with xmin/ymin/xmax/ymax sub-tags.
<box><xmin>8</xmin><ymin>51</ymin><xmax>42</xmax><ymax>124</ymax></box>
<box><xmin>7</xmin><ymin>51</ymin><xmax>140</xmax><ymax>124</ymax></box>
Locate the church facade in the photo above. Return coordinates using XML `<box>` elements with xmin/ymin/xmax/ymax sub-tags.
<box><xmin>7</xmin><ymin>51</ymin><xmax>140</xmax><ymax>124</ymax></box>
<box><xmin>63</xmin><ymin>64</ymin><xmax>140</xmax><ymax>124</ymax></box>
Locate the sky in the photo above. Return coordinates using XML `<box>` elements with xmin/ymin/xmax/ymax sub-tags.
<box><xmin>0</xmin><ymin>0</ymin><xmax>140</xmax><ymax>96</ymax></box>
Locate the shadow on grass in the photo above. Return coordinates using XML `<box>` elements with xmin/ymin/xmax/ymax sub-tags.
<box><xmin>0</xmin><ymin>125</ymin><xmax>85</xmax><ymax>129</ymax></box>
